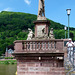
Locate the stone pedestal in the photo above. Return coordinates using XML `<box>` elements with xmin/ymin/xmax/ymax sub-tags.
<box><xmin>33</xmin><ymin>20</ymin><xmax>50</xmax><ymax>37</ymax></box>
<box><xmin>13</xmin><ymin>39</ymin><xmax>67</xmax><ymax>75</ymax></box>
<box><xmin>13</xmin><ymin>53</ymin><xmax>66</xmax><ymax>75</ymax></box>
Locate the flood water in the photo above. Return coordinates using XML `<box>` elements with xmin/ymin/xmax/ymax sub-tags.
<box><xmin>0</xmin><ymin>64</ymin><xmax>17</xmax><ymax>75</ymax></box>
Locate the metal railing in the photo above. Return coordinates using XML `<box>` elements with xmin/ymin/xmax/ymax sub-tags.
<box><xmin>67</xmin><ymin>46</ymin><xmax>75</xmax><ymax>68</ymax></box>
<box><xmin>64</xmin><ymin>46</ymin><xmax>75</xmax><ymax>75</ymax></box>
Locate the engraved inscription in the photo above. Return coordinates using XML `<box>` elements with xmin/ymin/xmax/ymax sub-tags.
<box><xmin>28</xmin><ymin>67</ymin><xmax>50</xmax><ymax>72</ymax></box>
<box><xmin>19</xmin><ymin>66</ymin><xmax>50</xmax><ymax>72</ymax></box>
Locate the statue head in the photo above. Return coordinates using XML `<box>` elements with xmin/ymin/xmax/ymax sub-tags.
<box><xmin>51</xmin><ymin>28</ymin><xmax>53</xmax><ymax>31</ymax></box>
<box><xmin>28</xmin><ymin>28</ymin><xmax>32</xmax><ymax>32</ymax></box>
<box><xmin>28</xmin><ymin>28</ymin><xmax>31</xmax><ymax>31</ymax></box>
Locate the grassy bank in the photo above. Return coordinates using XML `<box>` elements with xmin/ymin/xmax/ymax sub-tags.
<box><xmin>0</xmin><ymin>59</ymin><xmax>17</xmax><ymax>64</ymax></box>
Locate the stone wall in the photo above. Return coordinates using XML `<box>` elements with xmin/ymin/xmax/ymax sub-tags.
<box><xmin>16</xmin><ymin>56</ymin><xmax>66</xmax><ymax>75</ymax></box>
<box><xmin>13</xmin><ymin>39</ymin><xmax>68</xmax><ymax>75</ymax></box>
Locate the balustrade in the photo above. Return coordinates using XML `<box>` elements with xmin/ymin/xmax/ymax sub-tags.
<box><xmin>23</xmin><ymin>41</ymin><xmax>56</xmax><ymax>51</ymax></box>
<box><xmin>14</xmin><ymin>39</ymin><xmax>64</xmax><ymax>53</ymax></box>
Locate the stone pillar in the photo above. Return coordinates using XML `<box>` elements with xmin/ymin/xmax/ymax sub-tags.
<box><xmin>14</xmin><ymin>54</ymin><xmax>66</xmax><ymax>75</ymax></box>
<box><xmin>33</xmin><ymin>20</ymin><xmax>50</xmax><ymax>37</ymax></box>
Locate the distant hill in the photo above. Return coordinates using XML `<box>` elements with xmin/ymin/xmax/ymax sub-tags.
<box><xmin>0</xmin><ymin>11</ymin><xmax>75</xmax><ymax>55</ymax></box>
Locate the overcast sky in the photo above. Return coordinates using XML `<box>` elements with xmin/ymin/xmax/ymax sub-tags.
<box><xmin>0</xmin><ymin>0</ymin><xmax>75</xmax><ymax>28</ymax></box>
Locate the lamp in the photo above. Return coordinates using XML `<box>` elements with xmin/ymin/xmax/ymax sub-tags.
<box><xmin>64</xmin><ymin>26</ymin><xmax>67</xmax><ymax>39</ymax></box>
<box><xmin>66</xmin><ymin>9</ymin><xmax>71</xmax><ymax>38</ymax></box>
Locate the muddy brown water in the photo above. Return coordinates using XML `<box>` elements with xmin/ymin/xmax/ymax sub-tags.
<box><xmin>0</xmin><ymin>64</ymin><xmax>17</xmax><ymax>75</ymax></box>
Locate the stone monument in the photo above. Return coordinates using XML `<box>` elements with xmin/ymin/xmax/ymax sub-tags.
<box><xmin>13</xmin><ymin>0</ymin><xmax>67</xmax><ymax>75</ymax></box>
<box><xmin>33</xmin><ymin>0</ymin><xmax>50</xmax><ymax>39</ymax></box>
<box><xmin>27</xmin><ymin>0</ymin><xmax>54</xmax><ymax>40</ymax></box>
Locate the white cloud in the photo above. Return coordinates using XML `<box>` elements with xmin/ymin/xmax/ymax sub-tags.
<box><xmin>0</xmin><ymin>7</ymin><xmax>13</xmax><ymax>12</ymax></box>
<box><xmin>3</xmin><ymin>7</ymin><xmax>12</xmax><ymax>11</ymax></box>
<box><xmin>24</xmin><ymin>0</ymin><xmax>31</xmax><ymax>5</ymax></box>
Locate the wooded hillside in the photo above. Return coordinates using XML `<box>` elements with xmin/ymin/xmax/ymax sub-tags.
<box><xmin>0</xmin><ymin>11</ymin><xmax>75</xmax><ymax>55</ymax></box>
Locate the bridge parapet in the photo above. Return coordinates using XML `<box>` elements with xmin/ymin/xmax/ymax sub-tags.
<box><xmin>14</xmin><ymin>39</ymin><xmax>65</xmax><ymax>53</ymax></box>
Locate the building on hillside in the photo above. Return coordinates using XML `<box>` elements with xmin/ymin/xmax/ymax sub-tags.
<box><xmin>5</xmin><ymin>45</ymin><xmax>14</xmax><ymax>57</ymax></box>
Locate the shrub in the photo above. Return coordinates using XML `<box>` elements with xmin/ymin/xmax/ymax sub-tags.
<box><xmin>4</xmin><ymin>61</ymin><xmax>9</xmax><ymax>64</ymax></box>
<box><xmin>5</xmin><ymin>57</ymin><xmax>13</xmax><ymax>59</ymax></box>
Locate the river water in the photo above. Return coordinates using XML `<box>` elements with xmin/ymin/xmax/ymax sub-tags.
<box><xmin>0</xmin><ymin>64</ymin><xmax>17</xmax><ymax>75</ymax></box>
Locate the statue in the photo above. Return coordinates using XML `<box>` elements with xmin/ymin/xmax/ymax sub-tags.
<box><xmin>42</xmin><ymin>28</ymin><xmax>48</xmax><ymax>38</ymax></box>
<box><xmin>27</xmin><ymin>28</ymin><xmax>34</xmax><ymax>40</ymax></box>
<box><xmin>37</xmin><ymin>0</ymin><xmax>46</xmax><ymax>20</ymax></box>
<box><xmin>49</xmin><ymin>28</ymin><xmax>55</xmax><ymax>39</ymax></box>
